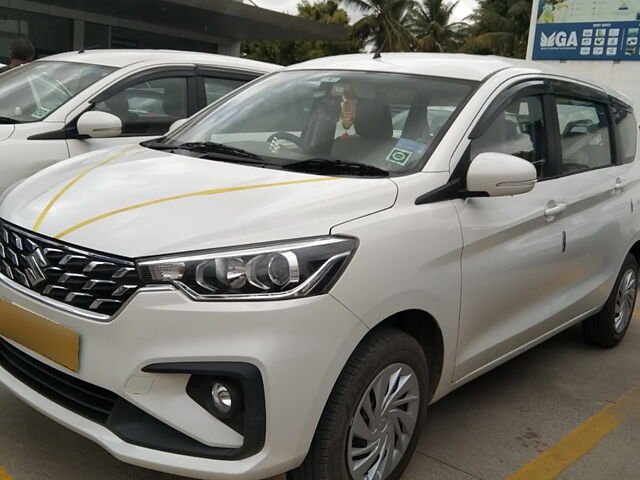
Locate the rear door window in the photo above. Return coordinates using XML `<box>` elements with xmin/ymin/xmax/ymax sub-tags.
<box><xmin>554</xmin><ymin>97</ymin><xmax>613</xmax><ymax>173</ymax></box>
<box><xmin>203</xmin><ymin>77</ymin><xmax>246</xmax><ymax>105</ymax></box>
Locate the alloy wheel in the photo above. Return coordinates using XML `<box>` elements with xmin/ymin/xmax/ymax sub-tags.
<box><xmin>614</xmin><ymin>268</ymin><xmax>637</xmax><ymax>334</ymax></box>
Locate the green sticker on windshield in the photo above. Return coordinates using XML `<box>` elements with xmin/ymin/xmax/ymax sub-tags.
<box><xmin>386</xmin><ymin>147</ymin><xmax>413</xmax><ymax>166</ymax></box>
<box><xmin>386</xmin><ymin>139</ymin><xmax>427</xmax><ymax>166</ymax></box>
<box><xmin>31</xmin><ymin>107</ymin><xmax>50</xmax><ymax>119</ymax></box>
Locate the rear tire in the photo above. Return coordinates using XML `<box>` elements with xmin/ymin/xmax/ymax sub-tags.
<box><xmin>582</xmin><ymin>254</ymin><xmax>638</xmax><ymax>348</ymax></box>
<box><xmin>289</xmin><ymin>329</ymin><xmax>429</xmax><ymax>480</ymax></box>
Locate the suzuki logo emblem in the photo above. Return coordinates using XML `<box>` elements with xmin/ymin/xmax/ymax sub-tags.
<box><xmin>24</xmin><ymin>248</ymin><xmax>48</xmax><ymax>287</ymax></box>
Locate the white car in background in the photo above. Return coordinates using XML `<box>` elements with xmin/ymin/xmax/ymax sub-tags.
<box><xmin>0</xmin><ymin>53</ymin><xmax>638</xmax><ymax>480</ymax></box>
<box><xmin>0</xmin><ymin>50</ymin><xmax>278</xmax><ymax>191</ymax></box>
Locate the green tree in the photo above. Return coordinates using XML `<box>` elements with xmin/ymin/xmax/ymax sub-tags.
<box><xmin>411</xmin><ymin>0</ymin><xmax>468</xmax><ymax>52</ymax></box>
<box><xmin>242</xmin><ymin>0</ymin><xmax>363</xmax><ymax>65</ymax></box>
<box><xmin>464</xmin><ymin>0</ymin><xmax>533</xmax><ymax>58</ymax></box>
<box><xmin>343</xmin><ymin>0</ymin><xmax>416</xmax><ymax>51</ymax></box>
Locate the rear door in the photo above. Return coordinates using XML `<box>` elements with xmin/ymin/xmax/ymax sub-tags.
<box><xmin>546</xmin><ymin>81</ymin><xmax>636</xmax><ymax>322</ymax></box>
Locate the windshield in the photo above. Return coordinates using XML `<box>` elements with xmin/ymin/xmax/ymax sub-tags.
<box><xmin>0</xmin><ymin>61</ymin><xmax>115</xmax><ymax>123</ymax></box>
<box><xmin>154</xmin><ymin>70</ymin><xmax>476</xmax><ymax>176</ymax></box>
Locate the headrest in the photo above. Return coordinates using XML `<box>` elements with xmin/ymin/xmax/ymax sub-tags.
<box><xmin>354</xmin><ymin>95</ymin><xmax>393</xmax><ymax>139</ymax></box>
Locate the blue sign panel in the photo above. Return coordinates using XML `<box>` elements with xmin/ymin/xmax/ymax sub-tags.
<box><xmin>532</xmin><ymin>0</ymin><xmax>640</xmax><ymax>61</ymax></box>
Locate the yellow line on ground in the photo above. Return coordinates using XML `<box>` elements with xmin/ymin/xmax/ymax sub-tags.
<box><xmin>0</xmin><ymin>467</ymin><xmax>14</xmax><ymax>480</ymax></box>
<box><xmin>54</xmin><ymin>176</ymin><xmax>338</xmax><ymax>239</ymax></box>
<box><xmin>32</xmin><ymin>145</ymin><xmax>139</xmax><ymax>232</ymax></box>
<box><xmin>506</xmin><ymin>383</ymin><xmax>640</xmax><ymax>480</ymax></box>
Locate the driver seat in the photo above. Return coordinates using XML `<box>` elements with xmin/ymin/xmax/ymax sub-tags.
<box><xmin>332</xmin><ymin>94</ymin><xmax>397</xmax><ymax>165</ymax></box>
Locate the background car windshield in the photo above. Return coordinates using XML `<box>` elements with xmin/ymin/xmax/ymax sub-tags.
<box><xmin>164</xmin><ymin>70</ymin><xmax>476</xmax><ymax>175</ymax></box>
<box><xmin>0</xmin><ymin>61</ymin><xmax>114</xmax><ymax>122</ymax></box>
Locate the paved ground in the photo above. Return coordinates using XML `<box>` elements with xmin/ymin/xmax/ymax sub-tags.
<box><xmin>0</xmin><ymin>319</ymin><xmax>639</xmax><ymax>480</ymax></box>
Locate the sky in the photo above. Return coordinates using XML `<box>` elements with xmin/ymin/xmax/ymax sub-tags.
<box><xmin>253</xmin><ymin>0</ymin><xmax>478</xmax><ymax>23</ymax></box>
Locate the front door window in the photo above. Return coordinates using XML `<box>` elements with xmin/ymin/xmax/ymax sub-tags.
<box><xmin>93</xmin><ymin>76</ymin><xmax>188</xmax><ymax>136</ymax></box>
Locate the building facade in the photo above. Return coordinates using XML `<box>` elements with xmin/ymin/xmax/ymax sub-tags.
<box><xmin>0</xmin><ymin>0</ymin><xmax>346</xmax><ymax>62</ymax></box>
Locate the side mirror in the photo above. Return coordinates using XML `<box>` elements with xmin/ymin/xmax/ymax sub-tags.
<box><xmin>168</xmin><ymin>118</ymin><xmax>188</xmax><ymax>133</ymax></box>
<box><xmin>467</xmin><ymin>152</ymin><xmax>537</xmax><ymax>197</ymax></box>
<box><xmin>77</xmin><ymin>111</ymin><xmax>122</xmax><ymax>138</ymax></box>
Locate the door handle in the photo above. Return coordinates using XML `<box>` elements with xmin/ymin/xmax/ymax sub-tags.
<box><xmin>544</xmin><ymin>202</ymin><xmax>566</xmax><ymax>219</ymax></box>
<box><xmin>614</xmin><ymin>178</ymin><xmax>626</xmax><ymax>192</ymax></box>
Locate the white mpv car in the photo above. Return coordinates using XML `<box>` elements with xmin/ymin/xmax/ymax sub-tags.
<box><xmin>0</xmin><ymin>49</ymin><xmax>277</xmax><ymax>192</ymax></box>
<box><xmin>0</xmin><ymin>54</ymin><xmax>638</xmax><ymax>480</ymax></box>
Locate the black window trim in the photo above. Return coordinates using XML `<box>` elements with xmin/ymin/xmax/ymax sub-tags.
<box><xmin>194</xmin><ymin>65</ymin><xmax>261</xmax><ymax>82</ymax></box>
<box><xmin>468</xmin><ymin>79</ymin><xmax>552</xmax><ymax>140</ymax></box>
<box><xmin>90</xmin><ymin>66</ymin><xmax>196</xmax><ymax>104</ymax></box>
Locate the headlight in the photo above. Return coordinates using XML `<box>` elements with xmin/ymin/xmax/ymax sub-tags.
<box><xmin>137</xmin><ymin>236</ymin><xmax>357</xmax><ymax>300</ymax></box>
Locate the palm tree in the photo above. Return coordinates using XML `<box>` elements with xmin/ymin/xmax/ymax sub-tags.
<box><xmin>464</xmin><ymin>0</ymin><xmax>533</xmax><ymax>58</ymax></box>
<box><xmin>343</xmin><ymin>0</ymin><xmax>417</xmax><ymax>51</ymax></box>
<box><xmin>411</xmin><ymin>0</ymin><xmax>468</xmax><ymax>52</ymax></box>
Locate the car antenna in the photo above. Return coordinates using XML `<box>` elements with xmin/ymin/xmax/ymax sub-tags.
<box><xmin>78</xmin><ymin>44</ymin><xmax>102</xmax><ymax>54</ymax></box>
<box><xmin>373</xmin><ymin>39</ymin><xmax>387</xmax><ymax>59</ymax></box>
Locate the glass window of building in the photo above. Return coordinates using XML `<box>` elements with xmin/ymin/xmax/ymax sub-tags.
<box><xmin>0</xmin><ymin>7</ymin><xmax>72</xmax><ymax>62</ymax></box>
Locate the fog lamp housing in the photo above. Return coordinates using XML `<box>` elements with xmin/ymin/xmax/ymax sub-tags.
<box><xmin>142</xmin><ymin>362</ymin><xmax>266</xmax><ymax>458</ymax></box>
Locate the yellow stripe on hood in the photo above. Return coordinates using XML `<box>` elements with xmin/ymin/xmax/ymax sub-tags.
<box><xmin>55</xmin><ymin>176</ymin><xmax>338</xmax><ymax>239</ymax></box>
<box><xmin>33</xmin><ymin>145</ymin><xmax>140</xmax><ymax>232</ymax></box>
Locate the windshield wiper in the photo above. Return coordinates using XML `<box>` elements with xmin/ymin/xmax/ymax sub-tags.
<box><xmin>0</xmin><ymin>117</ymin><xmax>21</xmax><ymax>124</ymax></box>
<box><xmin>143</xmin><ymin>140</ymin><xmax>262</xmax><ymax>160</ymax></box>
<box><xmin>285</xmin><ymin>159</ymin><xmax>389</xmax><ymax>177</ymax></box>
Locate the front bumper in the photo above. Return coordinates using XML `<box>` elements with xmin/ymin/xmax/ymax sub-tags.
<box><xmin>0</xmin><ymin>277</ymin><xmax>369</xmax><ymax>479</ymax></box>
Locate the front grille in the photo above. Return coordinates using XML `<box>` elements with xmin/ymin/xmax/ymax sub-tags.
<box><xmin>0</xmin><ymin>219</ymin><xmax>142</xmax><ymax>317</ymax></box>
<box><xmin>0</xmin><ymin>338</ymin><xmax>118</xmax><ymax>423</ymax></box>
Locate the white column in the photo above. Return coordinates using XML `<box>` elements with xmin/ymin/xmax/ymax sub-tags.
<box><xmin>217</xmin><ymin>42</ymin><xmax>241</xmax><ymax>57</ymax></box>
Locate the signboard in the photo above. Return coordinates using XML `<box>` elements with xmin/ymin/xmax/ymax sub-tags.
<box><xmin>532</xmin><ymin>0</ymin><xmax>640</xmax><ymax>60</ymax></box>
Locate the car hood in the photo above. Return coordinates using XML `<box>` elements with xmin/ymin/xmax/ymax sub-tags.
<box><xmin>0</xmin><ymin>145</ymin><xmax>398</xmax><ymax>257</ymax></box>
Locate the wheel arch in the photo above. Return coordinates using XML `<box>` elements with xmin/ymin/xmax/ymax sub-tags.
<box><xmin>628</xmin><ymin>241</ymin><xmax>640</xmax><ymax>263</ymax></box>
<box><xmin>370</xmin><ymin>309</ymin><xmax>444</xmax><ymax>400</ymax></box>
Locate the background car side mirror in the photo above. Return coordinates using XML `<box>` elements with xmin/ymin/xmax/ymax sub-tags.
<box><xmin>77</xmin><ymin>111</ymin><xmax>122</xmax><ymax>138</ymax></box>
<box><xmin>168</xmin><ymin>118</ymin><xmax>188</xmax><ymax>133</ymax></box>
<box><xmin>466</xmin><ymin>152</ymin><xmax>537</xmax><ymax>197</ymax></box>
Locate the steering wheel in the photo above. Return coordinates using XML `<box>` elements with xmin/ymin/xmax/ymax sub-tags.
<box><xmin>267</xmin><ymin>131</ymin><xmax>306</xmax><ymax>150</ymax></box>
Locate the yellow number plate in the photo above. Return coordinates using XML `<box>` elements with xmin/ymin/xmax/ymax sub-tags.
<box><xmin>0</xmin><ymin>298</ymin><xmax>80</xmax><ymax>372</ymax></box>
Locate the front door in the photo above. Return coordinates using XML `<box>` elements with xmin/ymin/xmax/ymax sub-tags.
<box><xmin>454</xmin><ymin>92</ymin><xmax>567</xmax><ymax>381</ymax></box>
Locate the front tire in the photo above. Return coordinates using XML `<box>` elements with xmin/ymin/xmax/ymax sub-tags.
<box><xmin>290</xmin><ymin>329</ymin><xmax>429</xmax><ymax>480</ymax></box>
<box><xmin>583</xmin><ymin>254</ymin><xmax>638</xmax><ymax>348</ymax></box>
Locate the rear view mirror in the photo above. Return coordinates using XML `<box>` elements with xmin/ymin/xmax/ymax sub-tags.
<box><xmin>467</xmin><ymin>152</ymin><xmax>537</xmax><ymax>197</ymax></box>
<box><xmin>77</xmin><ymin>111</ymin><xmax>122</xmax><ymax>138</ymax></box>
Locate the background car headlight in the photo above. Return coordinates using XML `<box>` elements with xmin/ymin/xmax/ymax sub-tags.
<box><xmin>137</xmin><ymin>236</ymin><xmax>357</xmax><ymax>300</ymax></box>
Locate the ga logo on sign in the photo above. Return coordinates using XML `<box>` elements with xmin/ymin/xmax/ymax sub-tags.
<box><xmin>540</xmin><ymin>31</ymin><xmax>578</xmax><ymax>48</ymax></box>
